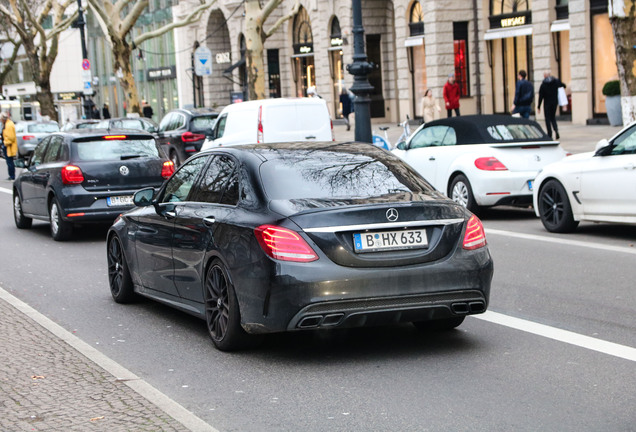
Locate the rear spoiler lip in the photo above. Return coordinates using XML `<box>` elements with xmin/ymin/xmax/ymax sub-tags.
<box><xmin>487</xmin><ymin>140</ymin><xmax>560</xmax><ymax>148</ymax></box>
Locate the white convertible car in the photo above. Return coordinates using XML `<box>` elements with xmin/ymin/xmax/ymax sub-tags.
<box><xmin>533</xmin><ymin>121</ymin><xmax>636</xmax><ymax>232</ymax></box>
<box><xmin>393</xmin><ymin>115</ymin><xmax>568</xmax><ymax>214</ymax></box>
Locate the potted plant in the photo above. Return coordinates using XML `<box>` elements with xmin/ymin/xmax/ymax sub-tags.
<box><xmin>603</xmin><ymin>80</ymin><xmax>623</xmax><ymax>126</ymax></box>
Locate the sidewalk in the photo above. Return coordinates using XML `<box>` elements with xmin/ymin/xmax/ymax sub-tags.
<box><xmin>0</xmin><ymin>288</ymin><xmax>214</xmax><ymax>432</ymax></box>
<box><xmin>332</xmin><ymin>118</ymin><xmax>622</xmax><ymax>154</ymax></box>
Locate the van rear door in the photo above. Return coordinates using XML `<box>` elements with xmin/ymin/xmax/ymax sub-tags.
<box><xmin>297</xmin><ymin>100</ymin><xmax>332</xmax><ymax>141</ymax></box>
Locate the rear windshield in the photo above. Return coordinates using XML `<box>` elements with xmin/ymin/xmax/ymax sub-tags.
<box><xmin>486</xmin><ymin>124</ymin><xmax>544</xmax><ymax>140</ymax></box>
<box><xmin>74</xmin><ymin>138</ymin><xmax>161</xmax><ymax>161</ymax></box>
<box><xmin>28</xmin><ymin>123</ymin><xmax>59</xmax><ymax>133</ymax></box>
<box><xmin>260</xmin><ymin>149</ymin><xmax>436</xmax><ymax>200</ymax></box>
<box><xmin>192</xmin><ymin>116</ymin><xmax>217</xmax><ymax>131</ymax></box>
<box><xmin>111</xmin><ymin>119</ymin><xmax>145</xmax><ymax>130</ymax></box>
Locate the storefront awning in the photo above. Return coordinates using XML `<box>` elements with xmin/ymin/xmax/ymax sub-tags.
<box><xmin>404</xmin><ymin>36</ymin><xmax>424</xmax><ymax>47</ymax></box>
<box><xmin>223</xmin><ymin>58</ymin><xmax>245</xmax><ymax>76</ymax></box>
<box><xmin>484</xmin><ymin>25</ymin><xmax>533</xmax><ymax>40</ymax></box>
<box><xmin>550</xmin><ymin>20</ymin><xmax>570</xmax><ymax>32</ymax></box>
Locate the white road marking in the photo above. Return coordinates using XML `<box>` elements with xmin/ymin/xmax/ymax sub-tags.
<box><xmin>0</xmin><ymin>186</ymin><xmax>12</xmax><ymax>194</ymax></box>
<box><xmin>476</xmin><ymin>311</ymin><xmax>636</xmax><ymax>362</ymax></box>
<box><xmin>0</xmin><ymin>287</ymin><xmax>219</xmax><ymax>432</ymax></box>
<box><xmin>486</xmin><ymin>228</ymin><xmax>636</xmax><ymax>255</ymax></box>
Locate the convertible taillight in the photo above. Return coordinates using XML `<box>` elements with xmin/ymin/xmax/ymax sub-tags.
<box><xmin>462</xmin><ymin>215</ymin><xmax>487</xmax><ymax>250</ymax></box>
<box><xmin>22</xmin><ymin>135</ymin><xmax>36</xmax><ymax>141</ymax></box>
<box><xmin>254</xmin><ymin>225</ymin><xmax>318</xmax><ymax>262</ymax></box>
<box><xmin>474</xmin><ymin>157</ymin><xmax>508</xmax><ymax>171</ymax></box>
<box><xmin>161</xmin><ymin>161</ymin><xmax>175</xmax><ymax>179</ymax></box>
<box><xmin>61</xmin><ymin>165</ymin><xmax>85</xmax><ymax>184</ymax></box>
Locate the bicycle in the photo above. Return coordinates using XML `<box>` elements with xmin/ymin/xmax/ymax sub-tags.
<box><xmin>372</xmin><ymin>115</ymin><xmax>411</xmax><ymax>150</ymax></box>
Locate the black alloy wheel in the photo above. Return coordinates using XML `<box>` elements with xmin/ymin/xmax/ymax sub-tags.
<box><xmin>413</xmin><ymin>316</ymin><xmax>465</xmax><ymax>331</ymax></box>
<box><xmin>204</xmin><ymin>261</ymin><xmax>250</xmax><ymax>351</ymax></box>
<box><xmin>107</xmin><ymin>235</ymin><xmax>136</xmax><ymax>303</ymax></box>
<box><xmin>49</xmin><ymin>198</ymin><xmax>73</xmax><ymax>241</ymax></box>
<box><xmin>13</xmin><ymin>192</ymin><xmax>32</xmax><ymax>229</ymax></box>
<box><xmin>538</xmin><ymin>179</ymin><xmax>579</xmax><ymax>233</ymax></box>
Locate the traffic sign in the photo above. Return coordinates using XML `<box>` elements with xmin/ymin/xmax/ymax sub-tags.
<box><xmin>194</xmin><ymin>46</ymin><xmax>212</xmax><ymax>76</ymax></box>
<box><xmin>82</xmin><ymin>58</ymin><xmax>90</xmax><ymax>71</ymax></box>
<box><xmin>83</xmin><ymin>81</ymin><xmax>93</xmax><ymax>95</ymax></box>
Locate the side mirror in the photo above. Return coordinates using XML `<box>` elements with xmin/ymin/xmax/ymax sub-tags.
<box><xmin>133</xmin><ymin>187</ymin><xmax>155</xmax><ymax>206</ymax></box>
<box><xmin>14</xmin><ymin>158</ymin><xmax>27</xmax><ymax>168</ymax></box>
<box><xmin>594</xmin><ymin>138</ymin><xmax>610</xmax><ymax>155</ymax></box>
<box><xmin>396</xmin><ymin>141</ymin><xmax>407</xmax><ymax>151</ymax></box>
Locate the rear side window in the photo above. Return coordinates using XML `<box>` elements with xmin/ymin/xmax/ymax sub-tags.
<box><xmin>162</xmin><ymin>156</ymin><xmax>208</xmax><ymax>202</ymax></box>
<box><xmin>486</xmin><ymin>124</ymin><xmax>544</xmax><ymax>140</ymax></box>
<box><xmin>214</xmin><ymin>115</ymin><xmax>227</xmax><ymax>139</ymax></box>
<box><xmin>73</xmin><ymin>137</ymin><xmax>161</xmax><ymax>161</ymax></box>
<box><xmin>191</xmin><ymin>116</ymin><xmax>217</xmax><ymax>131</ymax></box>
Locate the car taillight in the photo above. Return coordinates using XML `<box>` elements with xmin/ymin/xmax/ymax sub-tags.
<box><xmin>182</xmin><ymin>131</ymin><xmax>205</xmax><ymax>142</ymax></box>
<box><xmin>257</xmin><ymin>105</ymin><xmax>263</xmax><ymax>143</ymax></box>
<box><xmin>462</xmin><ymin>215</ymin><xmax>487</xmax><ymax>250</ymax></box>
<box><xmin>61</xmin><ymin>165</ymin><xmax>84</xmax><ymax>184</ymax></box>
<box><xmin>22</xmin><ymin>135</ymin><xmax>36</xmax><ymax>141</ymax></box>
<box><xmin>474</xmin><ymin>157</ymin><xmax>508</xmax><ymax>171</ymax></box>
<box><xmin>161</xmin><ymin>161</ymin><xmax>175</xmax><ymax>179</ymax></box>
<box><xmin>254</xmin><ymin>225</ymin><xmax>318</xmax><ymax>262</ymax></box>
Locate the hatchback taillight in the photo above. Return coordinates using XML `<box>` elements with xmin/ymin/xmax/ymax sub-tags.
<box><xmin>61</xmin><ymin>165</ymin><xmax>84</xmax><ymax>184</ymax></box>
<box><xmin>182</xmin><ymin>131</ymin><xmax>205</xmax><ymax>142</ymax></box>
<box><xmin>474</xmin><ymin>157</ymin><xmax>508</xmax><ymax>171</ymax></box>
<box><xmin>161</xmin><ymin>161</ymin><xmax>175</xmax><ymax>179</ymax></box>
<box><xmin>254</xmin><ymin>225</ymin><xmax>318</xmax><ymax>262</ymax></box>
<box><xmin>23</xmin><ymin>135</ymin><xmax>36</xmax><ymax>141</ymax></box>
<box><xmin>462</xmin><ymin>215</ymin><xmax>487</xmax><ymax>250</ymax></box>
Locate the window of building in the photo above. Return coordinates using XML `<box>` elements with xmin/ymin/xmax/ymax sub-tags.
<box><xmin>490</xmin><ymin>0</ymin><xmax>531</xmax><ymax>15</ymax></box>
<box><xmin>453</xmin><ymin>22</ymin><xmax>470</xmax><ymax>97</ymax></box>
<box><xmin>409</xmin><ymin>2</ymin><xmax>424</xmax><ymax>37</ymax></box>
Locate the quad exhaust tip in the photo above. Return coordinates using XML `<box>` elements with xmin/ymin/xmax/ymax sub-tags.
<box><xmin>451</xmin><ymin>301</ymin><xmax>486</xmax><ymax>315</ymax></box>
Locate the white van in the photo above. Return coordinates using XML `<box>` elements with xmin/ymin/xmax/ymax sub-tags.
<box><xmin>201</xmin><ymin>98</ymin><xmax>333</xmax><ymax>150</ymax></box>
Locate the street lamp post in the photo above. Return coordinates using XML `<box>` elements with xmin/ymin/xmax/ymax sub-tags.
<box><xmin>76</xmin><ymin>0</ymin><xmax>90</xmax><ymax>118</ymax></box>
<box><xmin>346</xmin><ymin>0</ymin><xmax>374</xmax><ymax>143</ymax></box>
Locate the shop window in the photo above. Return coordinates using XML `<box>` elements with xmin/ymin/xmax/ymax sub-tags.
<box><xmin>409</xmin><ymin>2</ymin><xmax>424</xmax><ymax>37</ymax></box>
<box><xmin>453</xmin><ymin>22</ymin><xmax>470</xmax><ymax>97</ymax></box>
<box><xmin>490</xmin><ymin>0</ymin><xmax>530</xmax><ymax>15</ymax></box>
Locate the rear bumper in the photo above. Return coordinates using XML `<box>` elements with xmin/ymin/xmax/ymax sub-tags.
<box><xmin>57</xmin><ymin>187</ymin><xmax>154</xmax><ymax>223</ymax></box>
<box><xmin>471</xmin><ymin>170</ymin><xmax>537</xmax><ymax>207</ymax></box>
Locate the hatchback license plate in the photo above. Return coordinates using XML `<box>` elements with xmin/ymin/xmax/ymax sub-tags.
<box><xmin>107</xmin><ymin>195</ymin><xmax>133</xmax><ymax>207</ymax></box>
<box><xmin>353</xmin><ymin>229</ymin><xmax>428</xmax><ymax>253</ymax></box>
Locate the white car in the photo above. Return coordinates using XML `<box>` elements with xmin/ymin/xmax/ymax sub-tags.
<box><xmin>533</xmin><ymin>121</ymin><xmax>636</xmax><ymax>232</ymax></box>
<box><xmin>392</xmin><ymin>115</ymin><xmax>568</xmax><ymax>213</ymax></box>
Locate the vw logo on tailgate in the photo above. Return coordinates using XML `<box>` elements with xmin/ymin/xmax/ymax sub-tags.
<box><xmin>119</xmin><ymin>166</ymin><xmax>130</xmax><ymax>176</ymax></box>
<box><xmin>386</xmin><ymin>208</ymin><xmax>399</xmax><ymax>222</ymax></box>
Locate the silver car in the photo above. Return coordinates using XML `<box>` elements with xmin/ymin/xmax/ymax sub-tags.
<box><xmin>16</xmin><ymin>121</ymin><xmax>60</xmax><ymax>156</ymax></box>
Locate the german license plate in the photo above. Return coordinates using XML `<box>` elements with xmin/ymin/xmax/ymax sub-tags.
<box><xmin>353</xmin><ymin>229</ymin><xmax>428</xmax><ymax>253</ymax></box>
<box><xmin>106</xmin><ymin>195</ymin><xmax>133</xmax><ymax>207</ymax></box>
<box><xmin>527</xmin><ymin>180</ymin><xmax>534</xmax><ymax>191</ymax></box>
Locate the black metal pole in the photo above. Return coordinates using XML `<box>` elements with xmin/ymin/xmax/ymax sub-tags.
<box><xmin>192</xmin><ymin>41</ymin><xmax>200</xmax><ymax>108</ymax></box>
<box><xmin>346</xmin><ymin>0</ymin><xmax>374</xmax><ymax>143</ymax></box>
<box><xmin>76</xmin><ymin>0</ymin><xmax>90</xmax><ymax>118</ymax></box>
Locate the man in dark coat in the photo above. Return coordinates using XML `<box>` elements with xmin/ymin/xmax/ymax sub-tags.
<box><xmin>511</xmin><ymin>70</ymin><xmax>534</xmax><ymax>119</ymax></box>
<box><xmin>142</xmin><ymin>100</ymin><xmax>154</xmax><ymax>119</ymax></box>
<box><xmin>537</xmin><ymin>71</ymin><xmax>567</xmax><ymax>139</ymax></box>
<box><xmin>339</xmin><ymin>88</ymin><xmax>353</xmax><ymax>131</ymax></box>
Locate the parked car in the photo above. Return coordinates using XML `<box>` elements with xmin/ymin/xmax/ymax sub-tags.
<box><xmin>106</xmin><ymin>142</ymin><xmax>493</xmax><ymax>351</ymax></box>
<box><xmin>156</xmin><ymin>108</ymin><xmax>218</xmax><ymax>166</ymax></box>
<box><xmin>13</xmin><ymin>130</ymin><xmax>174</xmax><ymax>241</ymax></box>
<box><xmin>94</xmin><ymin>116</ymin><xmax>158</xmax><ymax>133</ymax></box>
<box><xmin>533</xmin><ymin>121</ymin><xmax>636</xmax><ymax>232</ymax></box>
<box><xmin>15</xmin><ymin>120</ymin><xmax>60</xmax><ymax>157</ymax></box>
<box><xmin>201</xmin><ymin>97</ymin><xmax>334</xmax><ymax>150</ymax></box>
<box><xmin>61</xmin><ymin>119</ymin><xmax>100</xmax><ymax>131</ymax></box>
<box><xmin>392</xmin><ymin>115</ymin><xmax>568</xmax><ymax>213</ymax></box>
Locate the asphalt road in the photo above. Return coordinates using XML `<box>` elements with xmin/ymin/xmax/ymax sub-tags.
<box><xmin>0</xmin><ymin>183</ymin><xmax>634</xmax><ymax>432</ymax></box>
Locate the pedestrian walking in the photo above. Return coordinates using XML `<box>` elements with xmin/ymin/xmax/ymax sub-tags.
<box><xmin>1</xmin><ymin>112</ymin><xmax>17</xmax><ymax>180</ymax></box>
<box><xmin>421</xmin><ymin>88</ymin><xmax>441</xmax><ymax>123</ymax></box>
<box><xmin>511</xmin><ymin>69</ymin><xmax>534</xmax><ymax>119</ymax></box>
<box><xmin>102</xmin><ymin>103</ymin><xmax>111</xmax><ymax>119</ymax></box>
<box><xmin>537</xmin><ymin>71</ymin><xmax>566</xmax><ymax>139</ymax></box>
<box><xmin>443</xmin><ymin>73</ymin><xmax>461</xmax><ymax>117</ymax></box>
<box><xmin>142</xmin><ymin>100</ymin><xmax>154</xmax><ymax>119</ymax></box>
<box><xmin>339</xmin><ymin>88</ymin><xmax>353</xmax><ymax>130</ymax></box>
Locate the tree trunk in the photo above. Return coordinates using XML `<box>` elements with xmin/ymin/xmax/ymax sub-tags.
<box><xmin>609</xmin><ymin>1</ymin><xmax>636</xmax><ymax>124</ymax></box>
<box><xmin>245</xmin><ymin>0</ymin><xmax>267</xmax><ymax>100</ymax></box>
<box><xmin>112</xmin><ymin>38</ymin><xmax>142</xmax><ymax>115</ymax></box>
<box><xmin>22</xmin><ymin>39</ymin><xmax>59</xmax><ymax>120</ymax></box>
<box><xmin>36</xmin><ymin>81</ymin><xmax>58</xmax><ymax>121</ymax></box>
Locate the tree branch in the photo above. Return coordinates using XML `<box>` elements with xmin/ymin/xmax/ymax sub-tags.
<box><xmin>120</xmin><ymin>0</ymin><xmax>150</xmax><ymax>38</ymax></box>
<box><xmin>264</xmin><ymin>0</ymin><xmax>299</xmax><ymax>39</ymax></box>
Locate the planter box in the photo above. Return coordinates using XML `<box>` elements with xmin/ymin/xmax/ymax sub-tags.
<box><xmin>605</xmin><ymin>95</ymin><xmax>623</xmax><ymax>126</ymax></box>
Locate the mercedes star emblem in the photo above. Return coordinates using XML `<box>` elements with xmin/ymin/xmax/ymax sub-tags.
<box><xmin>386</xmin><ymin>208</ymin><xmax>399</xmax><ymax>222</ymax></box>
<box><xmin>119</xmin><ymin>166</ymin><xmax>130</xmax><ymax>176</ymax></box>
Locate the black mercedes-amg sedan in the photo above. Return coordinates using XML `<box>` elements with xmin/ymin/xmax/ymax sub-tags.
<box><xmin>107</xmin><ymin>142</ymin><xmax>493</xmax><ymax>351</ymax></box>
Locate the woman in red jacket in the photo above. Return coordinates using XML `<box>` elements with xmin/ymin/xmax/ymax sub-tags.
<box><xmin>443</xmin><ymin>73</ymin><xmax>461</xmax><ymax>117</ymax></box>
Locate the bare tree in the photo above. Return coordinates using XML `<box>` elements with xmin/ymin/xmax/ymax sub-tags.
<box><xmin>244</xmin><ymin>0</ymin><xmax>299</xmax><ymax>100</ymax></box>
<box><xmin>87</xmin><ymin>0</ymin><xmax>217</xmax><ymax>115</ymax></box>
<box><xmin>0</xmin><ymin>30</ymin><xmax>23</xmax><ymax>89</ymax></box>
<box><xmin>609</xmin><ymin>0</ymin><xmax>636</xmax><ymax>124</ymax></box>
<box><xmin>0</xmin><ymin>0</ymin><xmax>77</xmax><ymax>120</ymax></box>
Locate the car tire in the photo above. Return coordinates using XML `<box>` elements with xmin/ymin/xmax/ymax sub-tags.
<box><xmin>49</xmin><ymin>198</ymin><xmax>73</xmax><ymax>241</ymax></box>
<box><xmin>449</xmin><ymin>175</ymin><xmax>479</xmax><ymax>214</ymax></box>
<box><xmin>412</xmin><ymin>316</ymin><xmax>465</xmax><ymax>331</ymax></box>
<box><xmin>169</xmin><ymin>150</ymin><xmax>180</xmax><ymax>167</ymax></box>
<box><xmin>13</xmin><ymin>192</ymin><xmax>32</xmax><ymax>229</ymax></box>
<box><xmin>107</xmin><ymin>235</ymin><xmax>137</xmax><ymax>303</ymax></box>
<box><xmin>538</xmin><ymin>179</ymin><xmax>579</xmax><ymax>233</ymax></box>
<box><xmin>204</xmin><ymin>260</ymin><xmax>251</xmax><ymax>351</ymax></box>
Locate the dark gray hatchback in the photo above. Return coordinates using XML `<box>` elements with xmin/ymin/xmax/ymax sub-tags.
<box><xmin>13</xmin><ymin>130</ymin><xmax>175</xmax><ymax>241</ymax></box>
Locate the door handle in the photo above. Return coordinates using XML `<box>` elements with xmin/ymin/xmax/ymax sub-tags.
<box><xmin>429</xmin><ymin>157</ymin><xmax>436</xmax><ymax>161</ymax></box>
<box><xmin>164</xmin><ymin>210</ymin><xmax>176</xmax><ymax>219</ymax></box>
<box><xmin>305</xmin><ymin>135</ymin><xmax>316</xmax><ymax>140</ymax></box>
<box><xmin>203</xmin><ymin>217</ymin><xmax>216</xmax><ymax>226</ymax></box>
